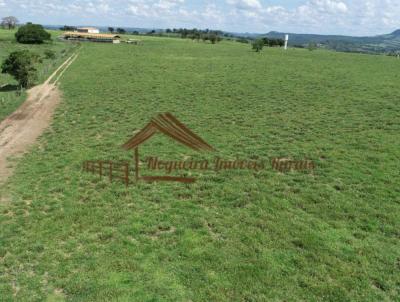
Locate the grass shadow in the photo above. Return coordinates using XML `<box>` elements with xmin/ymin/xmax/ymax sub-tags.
<box><xmin>0</xmin><ymin>84</ymin><xmax>20</xmax><ymax>92</ymax></box>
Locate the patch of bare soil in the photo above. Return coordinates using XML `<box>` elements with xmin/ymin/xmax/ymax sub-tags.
<box><xmin>0</xmin><ymin>53</ymin><xmax>78</xmax><ymax>185</ymax></box>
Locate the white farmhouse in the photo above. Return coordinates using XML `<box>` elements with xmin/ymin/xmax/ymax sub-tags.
<box><xmin>77</xmin><ymin>27</ymin><xmax>100</xmax><ymax>34</ymax></box>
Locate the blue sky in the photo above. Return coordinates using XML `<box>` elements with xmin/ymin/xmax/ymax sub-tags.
<box><xmin>1</xmin><ymin>0</ymin><xmax>400</xmax><ymax>35</ymax></box>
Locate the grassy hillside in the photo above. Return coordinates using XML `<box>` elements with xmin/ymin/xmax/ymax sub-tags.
<box><xmin>0</xmin><ymin>29</ymin><xmax>76</xmax><ymax>121</ymax></box>
<box><xmin>0</xmin><ymin>37</ymin><xmax>399</xmax><ymax>301</ymax></box>
<box><xmin>266</xmin><ymin>30</ymin><xmax>400</xmax><ymax>54</ymax></box>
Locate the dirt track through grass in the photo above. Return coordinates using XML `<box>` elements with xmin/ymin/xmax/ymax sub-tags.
<box><xmin>0</xmin><ymin>53</ymin><xmax>78</xmax><ymax>184</ymax></box>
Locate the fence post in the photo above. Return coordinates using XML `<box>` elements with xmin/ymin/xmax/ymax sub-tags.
<box><xmin>125</xmin><ymin>163</ymin><xmax>129</xmax><ymax>187</ymax></box>
<box><xmin>135</xmin><ymin>148</ymin><xmax>139</xmax><ymax>182</ymax></box>
<box><xmin>109</xmin><ymin>161</ymin><xmax>113</xmax><ymax>183</ymax></box>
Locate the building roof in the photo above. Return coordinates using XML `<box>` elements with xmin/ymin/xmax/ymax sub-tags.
<box><xmin>77</xmin><ymin>27</ymin><xmax>99</xmax><ymax>30</ymax></box>
<box><xmin>122</xmin><ymin>113</ymin><xmax>215</xmax><ymax>151</ymax></box>
<box><xmin>63</xmin><ymin>32</ymin><xmax>120</xmax><ymax>39</ymax></box>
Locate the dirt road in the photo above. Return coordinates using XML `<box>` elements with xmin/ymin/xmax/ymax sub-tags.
<box><xmin>0</xmin><ymin>53</ymin><xmax>78</xmax><ymax>184</ymax></box>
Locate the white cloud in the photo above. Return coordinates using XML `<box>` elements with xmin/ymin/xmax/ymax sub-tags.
<box><xmin>223</xmin><ymin>0</ymin><xmax>400</xmax><ymax>35</ymax></box>
<box><xmin>124</xmin><ymin>0</ymin><xmax>226</xmax><ymax>28</ymax></box>
<box><xmin>226</xmin><ymin>0</ymin><xmax>262</xmax><ymax>10</ymax></box>
<box><xmin>1</xmin><ymin>0</ymin><xmax>400</xmax><ymax>35</ymax></box>
<box><xmin>306</xmin><ymin>0</ymin><xmax>348</xmax><ymax>14</ymax></box>
<box><xmin>84</xmin><ymin>1</ymin><xmax>110</xmax><ymax>14</ymax></box>
<box><xmin>128</xmin><ymin>0</ymin><xmax>185</xmax><ymax>18</ymax></box>
<box><xmin>154</xmin><ymin>0</ymin><xmax>184</xmax><ymax>10</ymax></box>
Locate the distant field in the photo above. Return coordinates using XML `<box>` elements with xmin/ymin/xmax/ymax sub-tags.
<box><xmin>0</xmin><ymin>29</ymin><xmax>76</xmax><ymax>121</ymax></box>
<box><xmin>0</xmin><ymin>36</ymin><xmax>399</xmax><ymax>301</ymax></box>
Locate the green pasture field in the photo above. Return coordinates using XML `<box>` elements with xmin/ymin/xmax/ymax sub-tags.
<box><xmin>0</xmin><ymin>35</ymin><xmax>399</xmax><ymax>301</ymax></box>
<box><xmin>0</xmin><ymin>29</ymin><xmax>77</xmax><ymax>121</ymax></box>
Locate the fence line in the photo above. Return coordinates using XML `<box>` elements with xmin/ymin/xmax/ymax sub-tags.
<box><xmin>83</xmin><ymin>160</ymin><xmax>130</xmax><ymax>186</ymax></box>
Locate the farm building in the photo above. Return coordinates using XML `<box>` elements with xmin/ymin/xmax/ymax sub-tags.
<box><xmin>77</xmin><ymin>27</ymin><xmax>100</xmax><ymax>34</ymax></box>
<box><xmin>62</xmin><ymin>32</ymin><xmax>121</xmax><ymax>43</ymax></box>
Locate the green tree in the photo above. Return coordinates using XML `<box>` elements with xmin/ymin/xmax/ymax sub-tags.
<box><xmin>60</xmin><ymin>25</ymin><xmax>76</xmax><ymax>31</ymax></box>
<box><xmin>108</xmin><ymin>27</ymin><xmax>114</xmax><ymax>33</ymax></box>
<box><xmin>1</xmin><ymin>50</ymin><xmax>39</xmax><ymax>88</ymax></box>
<box><xmin>252</xmin><ymin>39</ymin><xmax>264</xmax><ymax>52</ymax></box>
<box><xmin>116</xmin><ymin>28</ymin><xmax>126</xmax><ymax>34</ymax></box>
<box><xmin>15</xmin><ymin>23</ymin><xmax>51</xmax><ymax>44</ymax></box>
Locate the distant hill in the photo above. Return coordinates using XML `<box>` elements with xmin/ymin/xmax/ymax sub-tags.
<box><xmin>264</xmin><ymin>30</ymin><xmax>400</xmax><ymax>54</ymax></box>
<box><xmin>44</xmin><ymin>24</ymin><xmax>400</xmax><ymax>54</ymax></box>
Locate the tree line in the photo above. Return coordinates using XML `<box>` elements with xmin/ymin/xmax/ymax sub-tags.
<box><xmin>251</xmin><ymin>37</ymin><xmax>285</xmax><ymax>52</ymax></box>
<box><xmin>147</xmin><ymin>28</ymin><xmax>223</xmax><ymax>44</ymax></box>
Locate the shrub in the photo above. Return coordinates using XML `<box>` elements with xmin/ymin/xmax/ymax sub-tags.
<box><xmin>15</xmin><ymin>23</ymin><xmax>51</xmax><ymax>44</ymax></box>
<box><xmin>209</xmin><ymin>33</ymin><xmax>218</xmax><ymax>44</ymax></box>
<box><xmin>308</xmin><ymin>42</ymin><xmax>318</xmax><ymax>51</ymax></box>
<box><xmin>1</xmin><ymin>50</ymin><xmax>39</xmax><ymax>88</ymax></box>
<box><xmin>44</xmin><ymin>50</ymin><xmax>56</xmax><ymax>60</ymax></box>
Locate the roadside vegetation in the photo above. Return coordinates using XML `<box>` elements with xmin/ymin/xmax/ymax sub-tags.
<box><xmin>1</xmin><ymin>50</ymin><xmax>40</xmax><ymax>88</ymax></box>
<box><xmin>0</xmin><ymin>35</ymin><xmax>399</xmax><ymax>301</ymax></box>
<box><xmin>0</xmin><ymin>28</ymin><xmax>77</xmax><ymax>121</ymax></box>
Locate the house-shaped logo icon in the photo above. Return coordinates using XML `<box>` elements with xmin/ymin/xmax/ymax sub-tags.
<box><xmin>122</xmin><ymin>112</ymin><xmax>215</xmax><ymax>183</ymax></box>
